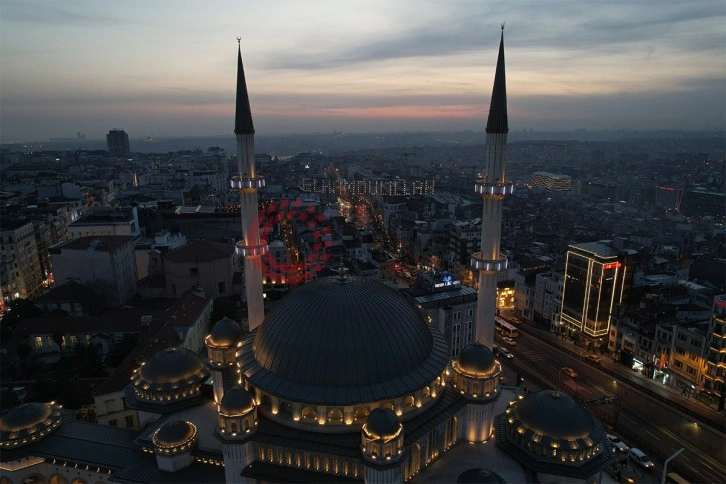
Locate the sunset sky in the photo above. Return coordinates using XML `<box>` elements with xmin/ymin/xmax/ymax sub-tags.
<box><xmin>1</xmin><ymin>0</ymin><xmax>724</xmax><ymax>142</ymax></box>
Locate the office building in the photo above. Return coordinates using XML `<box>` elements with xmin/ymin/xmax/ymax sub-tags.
<box><xmin>560</xmin><ymin>242</ymin><xmax>634</xmax><ymax>345</ymax></box>
<box><xmin>106</xmin><ymin>129</ymin><xmax>130</xmax><ymax>158</ymax></box>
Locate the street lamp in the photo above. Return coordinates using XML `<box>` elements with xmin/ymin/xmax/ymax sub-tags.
<box><xmin>660</xmin><ymin>448</ymin><xmax>684</xmax><ymax>484</ymax></box>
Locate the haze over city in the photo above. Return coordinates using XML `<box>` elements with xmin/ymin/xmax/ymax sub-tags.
<box><xmin>1</xmin><ymin>0</ymin><xmax>724</xmax><ymax>143</ymax></box>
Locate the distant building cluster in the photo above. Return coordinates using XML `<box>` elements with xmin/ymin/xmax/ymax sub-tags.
<box><xmin>530</xmin><ymin>171</ymin><xmax>572</xmax><ymax>191</ymax></box>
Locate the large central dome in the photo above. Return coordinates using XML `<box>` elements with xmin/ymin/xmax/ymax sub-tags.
<box><xmin>240</xmin><ymin>275</ymin><xmax>449</xmax><ymax>405</ymax></box>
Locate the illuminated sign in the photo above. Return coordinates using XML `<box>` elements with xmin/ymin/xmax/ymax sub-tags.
<box><xmin>602</xmin><ymin>262</ymin><xmax>622</xmax><ymax>270</ymax></box>
<box><xmin>717</xmin><ymin>300</ymin><xmax>726</xmax><ymax>309</ymax></box>
<box><xmin>433</xmin><ymin>274</ymin><xmax>461</xmax><ymax>289</ymax></box>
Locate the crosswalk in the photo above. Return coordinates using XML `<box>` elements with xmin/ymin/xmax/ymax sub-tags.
<box><xmin>514</xmin><ymin>348</ymin><xmax>550</xmax><ymax>363</ymax></box>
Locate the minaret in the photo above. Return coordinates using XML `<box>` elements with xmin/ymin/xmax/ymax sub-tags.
<box><xmin>471</xmin><ymin>26</ymin><xmax>513</xmax><ymax>347</ymax></box>
<box><xmin>231</xmin><ymin>38</ymin><xmax>266</xmax><ymax>331</ymax></box>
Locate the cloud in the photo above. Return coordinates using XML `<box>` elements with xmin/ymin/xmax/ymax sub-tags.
<box><xmin>1</xmin><ymin>1</ymin><xmax>125</xmax><ymax>26</ymax></box>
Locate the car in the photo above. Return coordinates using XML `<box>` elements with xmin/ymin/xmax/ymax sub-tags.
<box><xmin>560</xmin><ymin>367</ymin><xmax>578</xmax><ymax>378</ymax></box>
<box><xmin>606</xmin><ymin>434</ymin><xmax>629</xmax><ymax>452</ymax></box>
<box><xmin>502</xmin><ymin>337</ymin><xmax>517</xmax><ymax>347</ymax></box>
<box><xmin>628</xmin><ymin>448</ymin><xmax>654</xmax><ymax>469</ymax></box>
<box><xmin>499</xmin><ymin>347</ymin><xmax>514</xmax><ymax>359</ymax></box>
<box><xmin>586</xmin><ymin>354</ymin><xmax>602</xmax><ymax>364</ymax></box>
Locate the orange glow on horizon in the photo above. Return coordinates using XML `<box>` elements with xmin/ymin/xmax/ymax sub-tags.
<box><xmin>257</xmin><ymin>104</ymin><xmax>483</xmax><ymax>120</ymax></box>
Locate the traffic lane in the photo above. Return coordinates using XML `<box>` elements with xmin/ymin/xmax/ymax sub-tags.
<box><xmin>514</xmin><ymin>333</ymin><xmax>726</xmax><ymax>483</ymax></box>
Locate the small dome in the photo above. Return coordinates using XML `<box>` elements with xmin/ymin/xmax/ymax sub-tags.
<box><xmin>0</xmin><ymin>402</ymin><xmax>63</xmax><ymax>449</ymax></box>
<box><xmin>364</xmin><ymin>408</ymin><xmax>401</xmax><ymax>440</ymax></box>
<box><xmin>134</xmin><ymin>347</ymin><xmax>209</xmax><ymax>392</ymax></box>
<box><xmin>511</xmin><ymin>390</ymin><xmax>594</xmax><ymax>439</ymax></box>
<box><xmin>153</xmin><ymin>420</ymin><xmax>197</xmax><ymax>451</ymax></box>
<box><xmin>457</xmin><ymin>343</ymin><xmax>497</xmax><ymax>377</ymax></box>
<box><xmin>208</xmin><ymin>317</ymin><xmax>243</xmax><ymax>347</ymax></box>
<box><xmin>219</xmin><ymin>386</ymin><xmax>255</xmax><ymax>416</ymax></box>
<box><xmin>457</xmin><ymin>468</ymin><xmax>506</xmax><ymax>484</ymax></box>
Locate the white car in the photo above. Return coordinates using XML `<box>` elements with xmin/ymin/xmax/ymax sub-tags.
<box><xmin>629</xmin><ymin>448</ymin><xmax>654</xmax><ymax>469</ymax></box>
<box><xmin>499</xmin><ymin>347</ymin><xmax>514</xmax><ymax>359</ymax></box>
<box><xmin>606</xmin><ymin>434</ymin><xmax>628</xmax><ymax>452</ymax></box>
<box><xmin>502</xmin><ymin>337</ymin><xmax>517</xmax><ymax>347</ymax></box>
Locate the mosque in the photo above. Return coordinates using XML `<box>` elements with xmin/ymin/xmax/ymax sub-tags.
<box><xmin>0</xmin><ymin>29</ymin><xmax>615</xmax><ymax>484</ymax></box>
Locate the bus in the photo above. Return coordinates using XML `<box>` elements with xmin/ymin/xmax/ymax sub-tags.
<box><xmin>495</xmin><ymin>317</ymin><xmax>519</xmax><ymax>338</ymax></box>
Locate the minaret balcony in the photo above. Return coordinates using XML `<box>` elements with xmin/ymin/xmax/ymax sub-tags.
<box><xmin>230</xmin><ymin>176</ymin><xmax>266</xmax><ymax>189</ymax></box>
<box><xmin>236</xmin><ymin>241</ymin><xmax>269</xmax><ymax>257</ymax></box>
<box><xmin>473</xmin><ymin>181</ymin><xmax>514</xmax><ymax>197</ymax></box>
<box><xmin>471</xmin><ymin>254</ymin><xmax>507</xmax><ymax>272</ymax></box>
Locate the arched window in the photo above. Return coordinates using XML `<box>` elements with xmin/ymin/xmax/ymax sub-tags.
<box><xmin>423</xmin><ymin>386</ymin><xmax>431</xmax><ymax>397</ymax></box>
<box><xmin>231</xmin><ymin>422</ymin><xmax>238</xmax><ymax>433</ymax></box>
<box><xmin>383</xmin><ymin>402</ymin><xmax>394</xmax><ymax>411</ymax></box>
<box><xmin>243</xmin><ymin>419</ymin><xmax>250</xmax><ymax>431</ymax></box>
<box><xmin>354</xmin><ymin>407</ymin><xmax>369</xmax><ymax>423</ymax></box>
<box><xmin>403</xmin><ymin>396</ymin><xmax>415</xmax><ymax>408</ymax></box>
<box><xmin>327</xmin><ymin>408</ymin><xmax>343</xmax><ymax>421</ymax></box>
<box><xmin>302</xmin><ymin>407</ymin><xmax>317</xmax><ymax>420</ymax></box>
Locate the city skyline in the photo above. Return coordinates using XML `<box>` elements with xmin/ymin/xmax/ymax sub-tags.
<box><xmin>1</xmin><ymin>0</ymin><xmax>724</xmax><ymax>143</ymax></box>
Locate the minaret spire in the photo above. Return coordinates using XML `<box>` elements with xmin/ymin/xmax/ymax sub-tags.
<box><xmin>234</xmin><ymin>39</ymin><xmax>255</xmax><ymax>135</ymax></box>
<box><xmin>231</xmin><ymin>39</ymin><xmax>266</xmax><ymax>332</ymax></box>
<box><xmin>471</xmin><ymin>28</ymin><xmax>514</xmax><ymax>349</ymax></box>
<box><xmin>486</xmin><ymin>26</ymin><xmax>508</xmax><ymax>134</ymax></box>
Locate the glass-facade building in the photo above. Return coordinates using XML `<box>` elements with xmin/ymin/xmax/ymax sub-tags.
<box><xmin>560</xmin><ymin>242</ymin><xmax>633</xmax><ymax>341</ymax></box>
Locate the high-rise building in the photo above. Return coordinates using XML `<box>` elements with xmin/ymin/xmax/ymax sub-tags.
<box><xmin>106</xmin><ymin>129</ymin><xmax>130</xmax><ymax>157</ymax></box>
<box><xmin>559</xmin><ymin>242</ymin><xmax>634</xmax><ymax>346</ymax></box>
<box><xmin>703</xmin><ymin>294</ymin><xmax>726</xmax><ymax>410</ymax></box>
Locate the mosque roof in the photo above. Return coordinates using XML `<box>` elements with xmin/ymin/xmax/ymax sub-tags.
<box><xmin>207</xmin><ymin>317</ymin><xmax>243</xmax><ymax>348</ymax></box>
<box><xmin>456</xmin><ymin>343</ymin><xmax>499</xmax><ymax>377</ymax></box>
<box><xmin>364</xmin><ymin>408</ymin><xmax>401</xmax><ymax>440</ymax></box>
<box><xmin>219</xmin><ymin>387</ymin><xmax>256</xmax><ymax>416</ymax></box>
<box><xmin>132</xmin><ymin>347</ymin><xmax>210</xmax><ymax>393</ymax></box>
<box><xmin>240</xmin><ymin>274</ymin><xmax>449</xmax><ymax>405</ymax></box>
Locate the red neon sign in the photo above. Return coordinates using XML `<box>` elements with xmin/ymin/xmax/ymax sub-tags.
<box><xmin>717</xmin><ymin>300</ymin><xmax>726</xmax><ymax>309</ymax></box>
<box><xmin>603</xmin><ymin>262</ymin><xmax>622</xmax><ymax>270</ymax></box>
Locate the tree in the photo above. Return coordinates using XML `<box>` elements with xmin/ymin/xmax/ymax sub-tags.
<box><xmin>52</xmin><ymin>331</ymin><xmax>65</xmax><ymax>355</ymax></box>
<box><xmin>104</xmin><ymin>333</ymin><xmax>139</xmax><ymax>367</ymax></box>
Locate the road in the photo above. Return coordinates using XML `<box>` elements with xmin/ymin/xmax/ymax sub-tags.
<box><xmin>498</xmin><ymin>330</ymin><xmax>726</xmax><ymax>484</ymax></box>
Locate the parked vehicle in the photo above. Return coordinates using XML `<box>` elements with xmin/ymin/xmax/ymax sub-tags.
<box><xmin>560</xmin><ymin>367</ymin><xmax>578</xmax><ymax>378</ymax></box>
<box><xmin>628</xmin><ymin>448</ymin><xmax>654</xmax><ymax>469</ymax></box>
<box><xmin>606</xmin><ymin>434</ymin><xmax>629</xmax><ymax>452</ymax></box>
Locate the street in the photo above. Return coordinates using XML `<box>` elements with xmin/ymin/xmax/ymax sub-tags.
<box><xmin>497</xmin><ymin>327</ymin><xmax>726</xmax><ymax>484</ymax></box>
